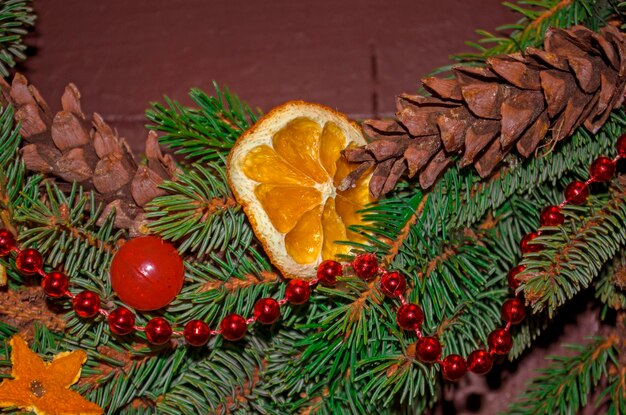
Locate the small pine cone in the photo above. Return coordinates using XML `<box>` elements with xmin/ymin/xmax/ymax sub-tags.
<box><xmin>343</xmin><ymin>25</ymin><xmax>626</xmax><ymax>198</ymax></box>
<box><xmin>0</xmin><ymin>74</ymin><xmax>178</xmax><ymax>233</ymax></box>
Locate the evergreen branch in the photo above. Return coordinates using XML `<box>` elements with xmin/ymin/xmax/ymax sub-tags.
<box><xmin>0</xmin><ymin>0</ymin><xmax>35</xmax><ymax>77</ymax></box>
<box><xmin>503</xmin><ymin>335</ymin><xmax>619</xmax><ymax>415</ymax></box>
<box><xmin>596</xmin><ymin>247</ymin><xmax>626</xmax><ymax>316</ymax></box>
<box><xmin>146</xmin><ymin>84</ymin><xmax>260</xmax><ymax>163</ymax></box>
<box><xmin>521</xmin><ymin>186</ymin><xmax>626</xmax><ymax>316</ymax></box>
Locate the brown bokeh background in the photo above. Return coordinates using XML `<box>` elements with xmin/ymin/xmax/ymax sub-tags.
<box><xmin>19</xmin><ymin>1</ymin><xmax>605</xmax><ymax>413</ymax></box>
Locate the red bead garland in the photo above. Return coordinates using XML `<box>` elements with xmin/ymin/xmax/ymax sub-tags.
<box><xmin>539</xmin><ymin>205</ymin><xmax>564</xmax><ymax>227</ymax></box>
<box><xmin>396</xmin><ymin>303</ymin><xmax>425</xmax><ymax>331</ymax></box>
<box><xmin>145</xmin><ymin>317</ymin><xmax>172</xmax><ymax>345</ymax></box>
<box><xmin>590</xmin><ymin>156</ymin><xmax>615</xmax><ymax>182</ymax></box>
<box><xmin>285</xmin><ymin>279</ymin><xmax>311</xmax><ymax>305</ymax></box>
<box><xmin>42</xmin><ymin>271</ymin><xmax>69</xmax><ymax>298</ymax></box>
<box><xmin>501</xmin><ymin>297</ymin><xmax>526</xmax><ymax>324</ymax></box>
<box><xmin>564</xmin><ymin>180</ymin><xmax>589</xmax><ymax>205</ymax></box>
<box><xmin>73</xmin><ymin>290</ymin><xmax>101</xmax><ymax>318</ymax></box>
<box><xmin>352</xmin><ymin>253</ymin><xmax>379</xmax><ymax>280</ymax></box>
<box><xmin>108</xmin><ymin>306</ymin><xmax>136</xmax><ymax>336</ymax></box>
<box><xmin>317</xmin><ymin>260</ymin><xmax>342</xmax><ymax>286</ymax></box>
<box><xmin>507</xmin><ymin>265</ymin><xmax>525</xmax><ymax>290</ymax></box>
<box><xmin>254</xmin><ymin>298</ymin><xmax>280</xmax><ymax>324</ymax></box>
<box><xmin>220</xmin><ymin>314</ymin><xmax>247</xmax><ymax>341</ymax></box>
<box><xmin>416</xmin><ymin>336</ymin><xmax>442</xmax><ymax>363</ymax></box>
<box><xmin>379</xmin><ymin>271</ymin><xmax>406</xmax><ymax>298</ymax></box>
<box><xmin>0</xmin><ymin>229</ymin><xmax>16</xmax><ymax>256</ymax></box>
<box><xmin>520</xmin><ymin>232</ymin><xmax>542</xmax><ymax>254</ymax></box>
<box><xmin>184</xmin><ymin>320</ymin><xmax>211</xmax><ymax>346</ymax></box>
<box><xmin>467</xmin><ymin>349</ymin><xmax>493</xmax><ymax>375</ymax></box>
<box><xmin>488</xmin><ymin>328</ymin><xmax>513</xmax><ymax>355</ymax></box>
<box><xmin>442</xmin><ymin>354</ymin><xmax>467</xmax><ymax>381</ymax></box>
<box><xmin>15</xmin><ymin>248</ymin><xmax>43</xmax><ymax>275</ymax></box>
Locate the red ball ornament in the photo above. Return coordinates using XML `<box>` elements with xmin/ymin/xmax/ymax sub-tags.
<box><xmin>590</xmin><ymin>156</ymin><xmax>615</xmax><ymax>182</ymax></box>
<box><xmin>540</xmin><ymin>205</ymin><xmax>564</xmax><ymax>227</ymax></box>
<box><xmin>396</xmin><ymin>303</ymin><xmax>424</xmax><ymax>330</ymax></box>
<box><xmin>254</xmin><ymin>298</ymin><xmax>280</xmax><ymax>324</ymax></box>
<box><xmin>501</xmin><ymin>297</ymin><xmax>526</xmax><ymax>324</ymax></box>
<box><xmin>617</xmin><ymin>133</ymin><xmax>626</xmax><ymax>158</ymax></box>
<box><xmin>379</xmin><ymin>271</ymin><xmax>406</xmax><ymax>298</ymax></box>
<box><xmin>0</xmin><ymin>229</ymin><xmax>16</xmax><ymax>256</ymax></box>
<box><xmin>16</xmin><ymin>248</ymin><xmax>43</xmax><ymax>275</ymax></box>
<box><xmin>184</xmin><ymin>320</ymin><xmax>211</xmax><ymax>346</ymax></box>
<box><xmin>488</xmin><ymin>328</ymin><xmax>513</xmax><ymax>355</ymax></box>
<box><xmin>352</xmin><ymin>253</ymin><xmax>379</xmax><ymax>280</ymax></box>
<box><xmin>507</xmin><ymin>265</ymin><xmax>525</xmax><ymax>290</ymax></box>
<box><xmin>564</xmin><ymin>181</ymin><xmax>589</xmax><ymax>205</ymax></box>
<box><xmin>285</xmin><ymin>279</ymin><xmax>310</xmax><ymax>305</ymax></box>
<box><xmin>520</xmin><ymin>232</ymin><xmax>542</xmax><ymax>254</ymax></box>
<box><xmin>108</xmin><ymin>306</ymin><xmax>136</xmax><ymax>335</ymax></box>
<box><xmin>145</xmin><ymin>317</ymin><xmax>172</xmax><ymax>345</ymax></box>
<box><xmin>317</xmin><ymin>260</ymin><xmax>342</xmax><ymax>286</ymax></box>
<box><xmin>42</xmin><ymin>271</ymin><xmax>69</xmax><ymax>297</ymax></box>
<box><xmin>220</xmin><ymin>314</ymin><xmax>247</xmax><ymax>341</ymax></box>
<box><xmin>415</xmin><ymin>336</ymin><xmax>442</xmax><ymax>363</ymax></box>
<box><xmin>73</xmin><ymin>290</ymin><xmax>101</xmax><ymax>318</ymax></box>
<box><xmin>110</xmin><ymin>236</ymin><xmax>185</xmax><ymax>311</ymax></box>
<box><xmin>467</xmin><ymin>349</ymin><xmax>493</xmax><ymax>375</ymax></box>
<box><xmin>442</xmin><ymin>354</ymin><xmax>467</xmax><ymax>381</ymax></box>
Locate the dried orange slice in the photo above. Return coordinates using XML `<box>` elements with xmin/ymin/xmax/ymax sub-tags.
<box><xmin>227</xmin><ymin>101</ymin><xmax>373</xmax><ymax>279</ymax></box>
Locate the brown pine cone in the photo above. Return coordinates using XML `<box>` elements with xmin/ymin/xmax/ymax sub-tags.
<box><xmin>343</xmin><ymin>25</ymin><xmax>626</xmax><ymax>198</ymax></box>
<box><xmin>0</xmin><ymin>74</ymin><xmax>177</xmax><ymax>234</ymax></box>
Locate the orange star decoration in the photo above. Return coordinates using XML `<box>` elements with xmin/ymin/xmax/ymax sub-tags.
<box><xmin>0</xmin><ymin>335</ymin><xmax>103</xmax><ymax>415</ymax></box>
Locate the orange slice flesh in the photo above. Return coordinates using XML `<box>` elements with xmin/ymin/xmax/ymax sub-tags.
<box><xmin>227</xmin><ymin>101</ymin><xmax>373</xmax><ymax>279</ymax></box>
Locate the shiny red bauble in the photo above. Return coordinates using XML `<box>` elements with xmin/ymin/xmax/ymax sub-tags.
<box><xmin>488</xmin><ymin>328</ymin><xmax>513</xmax><ymax>355</ymax></box>
<box><xmin>285</xmin><ymin>279</ymin><xmax>310</xmax><ymax>305</ymax></box>
<box><xmin>254</xmin><ymin>298</ymin><xmax>280</xmax><ymax>324</ymax></box>
<box><xmin>540</xmin><ymin>205</ymin><xmax>564</xmax><ymax>227</ymax></box>
<box><xmin>317</xmin><ymin>260</ymin><xmax>342</xmax><ymax>286</ymax></box>
<box><xmin>501</xmin><ymin>297</ymin><xmax>526</xmax><ymax>324</ymax></box>
<box><xmin>110</xmin><ymin>236</ymin><xmax>185</xmax><ymax>311</ymax></box>
<box><xmin>145</xmin><ymin>317</ymin><xmax>172</xmax><ymax>345</ymax></box>
<box><xmin>184</xmin><ymin>320</ymin><xmax>211</xmax><ymax>346</ymax></box>
<box><xmin>16</xmin><ymin>248</ymin><xmax>43</xmax><ymax>275</ymax></box>
<box><xmin>396</xmin><ymin>303</ymin><xmax>424</xmax><ymax>330</ymax></box>
<box><xmin>108</xmin><ymin>306</ymin><xmax>136</xmax><ymax>335</ymax></box>
<box><xmin>379</xmin><ymin>271</ymin><xmax>406</xmax><ymax>298</ymax></box>
<box><xmin>220</xmin><ymin>314</ymin><xmax>247</xmax><ymax>341</ymax></box>
<box><xmin>520</xmin><ymin>232</ymin><xmax>542</xmax><ymax>254</ymax></box>
<box><xmin>73</xmin><ymin>290</ymin><xmax>101</xmax><ymax>318</ymax></box>
<box><xmin>442</xmin><ymin>354</ymin><xmax>467</xmax><ymax>381</ymax></box>
<box><xmin>352</xmin><ymin>253</ymin><xmax>379</xmax><ymax>280</ymax></box>
<box><xmin>590</xmin><ymin>156</ymin><xmax>615</xmax><ymax>182</ymax></box>
<box><xmin>0</xmin><ymin>229</ymin><xmax>16</xmax><ymax>256</ymax></box>
<box><xmin>564</xmin><ymin>181</ymin><xmax>589</xmax><ymax>205</ymax></box>
<box><xmin>507</xmin><ymin>265</ymin><xmax>525</xmax><ymax>290</ymax></box>
<box><xmin>467</xmin><ymin>349</ymin><xmax>493</xmax><ymax>375</ymax></box>
<box><xmin>415</xmin><ymin>336</ymin><xmax>442</xmax><ymax>363</ymax></box>
<box><xmin>617</xmin><ymin>133</ymin><xmax>626</xmax><ymax>158</ymax></box>
<box><xmin>42</xmin><ymin>271</ymin><xmax>69</xmax><ymax>297</ymax></box>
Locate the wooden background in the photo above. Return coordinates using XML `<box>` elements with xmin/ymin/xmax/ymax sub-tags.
<box><xmin>20</xmin><ymin>1</ymin><xmax>602</xmax><ymax>414</ymax></box>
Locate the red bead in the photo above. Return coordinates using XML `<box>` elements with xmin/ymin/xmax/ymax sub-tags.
<box><xmin>42</xmin><ymin>271</ymin><xmax>69</xmax><ymax>297</ymax></box>
<box><xmin>442</xmin><ymin>354</ymin><xmax>467</xmax><ymax>381</ymax></box>
<box><xmin>379</xmin><ymin>271</ymin><xmax>406</xmax><ymax>298</ymax></box>
<box><xmin>520</xmin><ymin>232</ymin><xmax>542</xmax><ymax>254</ymax></box>
<box><xmin>285</xmin><ymin>279</ymin><xmax>310</xmax><ymax>305</ymax></box>
<box><xmin>540</xmin><ymin>205</ymin><xmax>564</xmax><ymax>227</ymax></box>
<box><xmin>590</xmin><ymin>156</ymin><xmax>615</xmax><ymax>182</ymax></box>
<box><xmin>254</xmin><ymin>298</ymin><xmax>280</xmax><ymax>324</ymax></box>
<box><xmin>501</xmin><ymin>297</ymin><xmax>526</xmax><ymax>324</ymax></box>
<box><xmin>415</xmin><ymin>336</ymin><xmax>442</xmax><ymax>363</ymax></box>
<box><xmin>488</xmin><ymin>328</ymin><xmax>513</xmax><ymax>355</ymax></box>
<box><xmin>220</xmin><ymin>314</ymin><xmax>247</xmax><ymax>341</ymax></box>
<box><xmin>564</xmin><ymin>181</ymin><xmax>589</xmax><ymax>205</ymax></box>
<box><xmin>507</xmin><ymin>265</ymin><xmax>525</xmax><ymax>290</ymax></box>
<box><xmin>317</xmin><ymin>260</ymin><xmax>342</xmax><ymax>286</ymax></box>
<box><xmin>396</xmin><ymin>303</ymin><xmax>424</xmax><ymax>330</ymax></box>
<box><xmin>110</xmin><ymin>236</ymin><xmax>185</xmax><ymax>311</ymax></box>
<box><xmin>467</xmin><ymin>349</ymin><xmax>493</xmax><ymax>375</ymax></box>
<box><xmin>184</xmin><ymin>320</ymin><xmax>211</xmax><ymax>346</ymax></box>
<box><xmin>145</xmin><ymin>317</ymin><xmax>172</xmax><ymax>345</ymax></box>
<box><xmin>108</xmin><ymin>306</ymin><xmax>136</xmax><ymax>335</ymax></box>
<box><xmin>15</xmin><ymin>248</ymin><xmax>43</xmax><ymax>275</ymax></box>
<box><xmin>617</xmin><ymin>133</ymin><xmax>626</xmax><ymax>158</ymax></box>
<box><xmin>0</xmin><ymin>229</ymin><xmax>16</xmax><ymax>256</ymax></box>
<box><xmin>352</xmin><ymin>253</ymin><xmax>379</xmax><ymax>280</ymax></box>
<box><xmin>73</xmin><ymin>290</ymin><xmax>101</xmax><ymax>318</ymax></box>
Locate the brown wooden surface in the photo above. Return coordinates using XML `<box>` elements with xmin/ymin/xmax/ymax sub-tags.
<box><xmin>20</xmin><ymin>1</ymin><xmax>602</xmax><ymax>414</ymax></box>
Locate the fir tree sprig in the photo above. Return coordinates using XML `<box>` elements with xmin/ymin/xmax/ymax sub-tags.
<box><xmin>0</xmin><ymin>0</ymin><xmax>35</xmax><ymax>77</ymax></box>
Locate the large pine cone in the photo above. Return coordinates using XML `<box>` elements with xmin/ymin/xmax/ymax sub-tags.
<box><xmin>0</xmin><ymin>74</ymin><xmax>177</xmax><ymax>234</ymax></box>
<box><xmin>343</xmin><ymin>25</ymin><xmax>626</xmax><ymax>198</ymax></box>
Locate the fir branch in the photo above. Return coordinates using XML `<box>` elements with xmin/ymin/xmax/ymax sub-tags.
<box><xmin>146</xmin><ymin>84</ymin><xmax>260</xmax><ymax>163</ymax></box>
<box><xmin>521</xmin><ymin>186</ymin><xmax>626</xmax><ymax>316</ymax></box>
<box><xmin>504</xmin><ymin>335</ymin><xmax>619</xmax><ymax>415</ymax></box>
<box><xmin>0</xmin><ymin>0</ymin><xmax>35</xmax><ymax>77</ymax></box>
<box><xmin>596</xmin><ymin>247</ymin><xmax>626</xmax><ymax>316</ymax></box>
